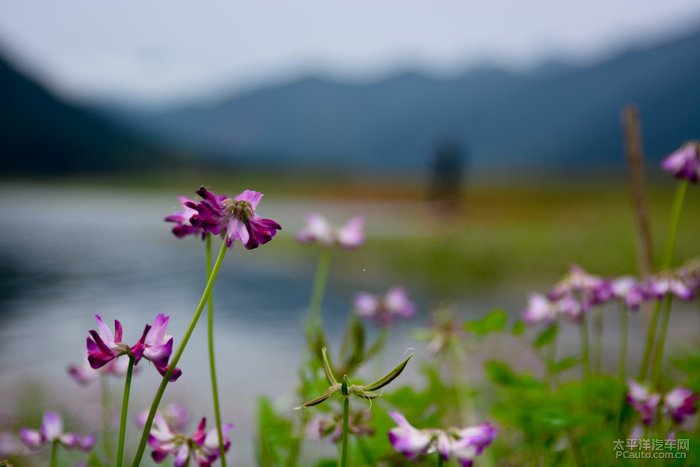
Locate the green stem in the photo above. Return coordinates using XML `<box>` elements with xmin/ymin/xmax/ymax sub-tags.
<box><xmin>618</xmin><ymin>304</ymin><xmax>628</xmax><ymax>382</ymax></box>
<box><xmin>340</xmin><ymin>396</ymin><xmax>350</xmax><ymax>467</ymax></box>
<box><xmin>307</xmin><ymin>249</ymin><xmax>332</xmax><ymax>331</ymax></box>
<box><xmin>639</xmin><ymin>179</ymin><xmax>688</xmax><ymax>379</ymax></box>
<box><xmin>651</xmin><ymin>295</ymin><xmax>674</xmax><ymax>388</ymax></box>
<box><xmin>580</xmin><ymin>316</ymin><xmax>590</xmax><ymax>380</ymax></box>
<box><xmin>592</xmin><ymin>308</ymin><xmax>603</xmax><ymax>375</ymax></box>
<box><xmin>117</xmin><ymin>356</ymin><xmax>135</xmax><ymax>467</ymax></box>
<box><xmin>437</xmin><ymin>451</ymin><xmax>444</xmax><ymax>467</ymax></box>
<box><xmin>100</xmin><ymin>374</ymin><xmax>114</xmax><ymax>461</ymax></box>
<box><xmin>131</xmin><ymin>241</ymin><xmax>228</xmax><ymax>467</ymax></box>
<box><xmin>50</xmin><ymin>440</ymin><xmax>58</xmax><ymax>467</ymax></box>
<box><xmin>206</xmin><ymin>235</ymin><xmax>227</xmax><ymax>466</ymax></box>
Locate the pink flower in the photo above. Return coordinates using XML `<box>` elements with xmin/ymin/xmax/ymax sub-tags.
<box><xmin>165</xmin><ymin>196</ymin><xmax>204</xmax><ymax>239</ymax></box>
<box><xmin>664</xmin><ymin>387</ymin><xmax>698</xmax><ymax>425</ymax></box>
<box><xmin>611</xmin><ymin>276</ymin><xmax>646</xmax><ymax>311</ymax></box>
<box><xmin>296</xmin><ymin>213</ymin><xmax>365</xmax><ymax>250</ymax></box>
<box><xmin>387</xmin><ymin>412</ymin><xmax>432</xmax><ymax>459</ymax></box>
<box><xmin>19</xmin><ymin>412</ymin><xmax>94</xmax><ymax>452</ymax></box>
<box><xmin>643</xmin><ymin>273</ymin><xmax>695</xmax><ymax>301</ymax></box>
<box><xmin>148</xmin><ymin>416</ymin><xmax>232</xmax><ymax>466</ymax></box>
<box><xmin>661</xmin><ymin>142</ymin><xmax>700</xmax><ymax>183</ymax></box>
<box><xmin>68</xmin><ymin>352</ymin><xmax>135</xmax><ymax>385</ymax></box>
<box><xmin>136</xmin><ymin>403</ymin><xmax>190</xmax><ymax>433</ymax></box>
<box><xmin>522</xmin><ymin>293</ymin><xmax>558</xmax><ymax>324</ymax></box>
<box><xmin>627</xmin><ymin>380</ymin><xmax>661</xmax><ymax>426</ymax></box>
<box><xmin>86</xmin><ymin>314</ymin><xmax>181</xmax><ymax>381</ymax></box>
<box><xmin>189</xmin><ymin>187</ymin><xmax>281</xmax><ymax>250</ymax></box>
<box><xmin>354</xmin><ymin>287</ymin><xmax>415</xmax><ymax>326</ymax></box>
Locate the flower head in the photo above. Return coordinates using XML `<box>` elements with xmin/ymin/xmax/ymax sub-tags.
<box><xmin>296</xmin><ymin>213</ymin><xmax>365</xmax><ymax>250</ymax></box>
<box><xmin>354</xmin><ymin>287</ymin><xmax>415</xmax><ymax>326</ymax></box>
<box><xmin>165</xmin><ymin>196</ymin><xmax>204</xmax><ymax>239</ymax></box>
<box><xmin>387</xmin><ymin>412</ymin><xmax>496</xmax><ymax>466</ymax></box>
<box><xmin>147</xmin><ymin>415</ymin><xmax>232</xmax><ymax>466</ymax></box>
<box><xmin>68</xmin><ymin>352</ymin><xmax>135</xmax><ymax>385</ymax></box>
<box><xmin>661</xmin><ymin>142</ymin><xmax>700</xmax><ymax>183</ymax></box>
<box><xmin>189</xmin><ymin>187</ymin><xmax>281</xmax><ymax>250</ymax></box>
<box><xmin>549</xmin><ymin>264</ymin><xmax>612</xmax><ymax>309</ymax></box>
<box><xmin>86</xmin><ymin>314</ymin><xmax>181</xmax><ymax>381</ymax></box>
<box><xmin>664</xmin><ymin>387</ymin><xmax>698</xmax><ymax>425</ymax></box>
<box><xmin>19</xmin><ymin>412</ymin><xmax>94</xmax><ymax>452</ymax></box>
<box><xmin>611</xmin><ymin>276</ymin><xmax>646</xmax><ymax>311</ymax></box>
<box><xmin>627</xmin><ymin>380</ymin><xmax>661</xmax><ymax>426</ymax></box>
<box><xmin>522</xmin><ymin>293</ymin><xmax>558</xmax><ymax>324</ymax></box>
<box><xmin>643</xmin><ymin>273</ymin><xmax>695</xmax><ymax>301</ymax></box>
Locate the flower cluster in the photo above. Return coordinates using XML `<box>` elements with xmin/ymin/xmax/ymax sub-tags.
<box><xmin>145</xmin><ymin>414</ymin><xmax>232</xmax><ymax>466</ymax></box>
<box><xmin>627</xmin><ymin>380</ymin><xmax>697</xmax><ymax>427</ymax></box>
<box><xmin>166</xmin><ymin>187</ymin><xmax>281</xmax><ymax>250</ymax></box>
<box><xmin>661</xmin><ymin>141</ymin><xmax>700</xmax><ymax>183</ymax></box>
<box><xmin>296</xmin><ymin>213</ymin><xmax>365</xmax><ymax>250</ymax></box>
<box><xmin>522</xmin><ymin>263</ymin><xmax>700</xmax><ymax>325</ymax></box>
<box><xmin>19</xmin><ymin>412</ymin><xmax>94</xmax><ymax>453</ymax></box>
<box><xmin>388</xmin><ymin>412</ymin><xmax>496</xmax><ymax>466</ymax></box>
<box><xmin>86</xmin><ymin>314</ymin><xmax>182</xmax><ymax>381</ymax></box>
<box><xmin>354</xmin><ymin>287</ymin><xmax>416</xmax><ymax>326</ymax></box>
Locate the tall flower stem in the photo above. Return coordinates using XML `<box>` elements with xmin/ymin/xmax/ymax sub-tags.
<box><xmin>307</xmin><ymin>249</ymin><xmax>332</xmax><ymax>331</ymax></box>
<box><xmin>339</xmin><ymin>396</ymin><xmax>350</xmax><ymax>467</ymax></box>
<box><xmin>437</xmin><ymin>452</ymin><xmax>444</xmax><ymax>467</ymax></box>
<box><xmin>618</xmin><ymin>304</ymin><xmax>628</xmax><ymax>382</ymax></box>
<box><xmin>639</xmin><ymin>179</ymin><xmax>688</xmax><ymax>379</ymax></box>
<box><xmin>580</xmin><ymin>317</ymin><xmax>590</xmax><ymax>380</ymax></box>
<box><xmin>131</xmin><ymin>241</ymin><xmax>228</xmax><ymax>467</ymax></box>
<box><xmin>592</xmin><ymin>309</ymin><xmax>603</xmax><ymax>375</ymax></box>
<box><xmin>205</xmin><ymin>235</ymin><xmax>226</xmax><ymax>466</ymax></box>
<box><xmin>50</xmin><ymin>440</ymin><xmax>58</xmax><ymax>467</ymax></box>
<box><xmin>100</xmin><ymin>374</ymin><xmax>114</xmax><ymax>460</ymax></box>
<box><xmin>116</xmin><ymin>356</ymin><xmax>135</xmax><ymax>467</ymax></box>
<box><xmin>651</xmin><ymin>295</ymin><xmax>674</xmax><ymax>388</ymax></box>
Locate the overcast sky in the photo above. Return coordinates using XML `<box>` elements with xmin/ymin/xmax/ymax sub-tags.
<box><xmin>1</xmin><ymin>0</ymin><xmax>699</xmax><ymax>108</ymax></box>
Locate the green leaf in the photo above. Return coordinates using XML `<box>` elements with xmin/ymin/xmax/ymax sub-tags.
<box><xmin>295</xmin><ymin>384</ymin><xmax>341</xmax><ymax>409</ymax></box>
<box><xmin>511</xmin><ymin>319</ymin><xmax>526</xmax><ymax>336</ymax></box>
<box><xmin>321</xmin><ymin>347</ymin><xmax>338</xmax><ymax>386</ymax></box>
<box><xmin>533</xmin><ymin>323</ymin><xmax>558</xmax><ymax>349</ymax></box>
<box><xmin>485</xmin><ymin>360</ymin><xmax>544</xmax><ymax>388</ymax></box>
<box><xmin>548</xmin><ymin>356</ymin><xmax>579</xmax><ymax>374</ymax></box>
<box><xmin>364</xmin><ymin>353</ymin><xmax>413</xmax><ymax>391</ymax></box>
<box><xmin>464</xmin><ymin>309</ymin><xmax>508</xmax><ymax>336</ymax></box>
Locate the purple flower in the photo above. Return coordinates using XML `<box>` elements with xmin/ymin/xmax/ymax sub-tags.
<box><xmin>661</xmin><ymin>142</ymin><xmax>700</xmax><ymax>183</ymax></box>
<box><xmin>387</xmin><ymin>412</ymin><xmax>495</xmax><ymax>466</ymax></box>
<box><xmin>19</xmin><ymin>412</ymin><xmax>94</xmax><ymax>452</ymax></box>
<box><xmin>148</xmin><ymin>415</ymin><xmax>232</xmax><ymax>466</ymax></box>
<box><xmin>68</xmin><ymin>352</ymin><xmax>135</xmax><ymax>385</ymax></box>
<box><xmin>86</xmin><ymin>314</ymin><xmax>181</xmax><ymax>381</ymax></box>
<box><xmin>189</xmin><ymin>187</ymin><xmax>281</xmax><ymax>250</ymax></box>
<box><xmin>611</xmin><ymin>276</ymin><xmax>646</xmax><ymax>311</ymax></box>
<box><xmin>627</xmin><ymin>380</ymin><xmax>661</xmax><ymax>426</ymax></box>
<box><xmin>664</xmin><ymin>387</ymin><xmax>698</xmax><ymax>425</ymax></box>
<box><xmin>354</xmin><ymin>287</ymin><xmax>415</xmax><ymax>326</ymax></box>
<box><xmin>522</xmin><ymin>293</ymin><xmax>558</xmax><ymax>324</ymax></box>
<box><xmin>136</xmin><ymin>403</ymin><xmax>190</xmax><ymax>433</ymax></box>
<box><xmin>296</xmin><ymin>213</ymin><xmax>365</xmax><ymax>250</ymax></box>
<box><xmin>548</xmin><ymin>265</ymin><xmax>612</xmax><ymax>320</ymax></box>
<box><xmin>643</xmin><ymin>273</ymin><xmax>695</xmax><ymax>301</ymax></box>
<box><xmin>165</xmin><ymin>196</ymin><xmax>203</xmax><ymax>239</ymax></box>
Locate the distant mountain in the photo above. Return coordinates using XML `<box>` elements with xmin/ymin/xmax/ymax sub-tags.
<box><xmin>120</xmin><ymin>25</ymin><xmax>700</xmax><ymax>172</ymax></box>
<box><xmin>0</xmin><ymin>55</ymin><xmax>169</xmax><ymax>174</ymax></box>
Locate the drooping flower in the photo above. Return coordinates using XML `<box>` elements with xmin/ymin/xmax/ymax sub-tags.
<box><xmin>387</xmin><ymin>412</ymin><xmax>496</xmax><ymax>466</ymax></box>
<box><xmin>354</xmin><ymin>287</ymin><xmax>415</xmax><ymax>326</ymax></box>
<box><xmin>68</xmin><ymin>352</ymin><xmax>135</xmax><ymax>385</ymax></box>
<box><xmin>147</xmin><ymin>415</ymin><xmax>232</xmax><ymax>466</ymax></box>
<box><xmin>611</xmin><ymin>276</ymin><xmax>646</xmax><ymax>311</ymax></box>
<box><xmin>188</xmin><ymin>187</ymin><xmax>281</xmax><ymax>250</ymax></box>
<box><xmin>627</xmin><ymin>380</ymin><xmax>661</xmax><ymax>426</ymax></box>
<box><xmin>296</xmin><ymin>213</ymin><xmax>365</xmax><ymax>250</ymax></box>
<box><xmin>664</xmin><ymin>387</ymin><xmax>698</xmax><ymax>425</ymax></box>
<box><xmin>165</xmin><ymin>196</ymin><xmax>204</xmax><ymax>239</ymax></box>
<box><xmin>19</xmin><ymin>412</ymin><xmax>94</xmax><ymax>452</ymax></box>
<box><xmin>661</xmin><ymin>142</ymin><xmax>700</xmax><ymax>183</ymax></box>
<box><xmin>522</xmin><ymin>293</ymin><xmax>558</xmax><ymax>324</ymax></box>
<box><xmin>86</xmin><ymin>314</ymin><xmax>181</xmax><ymax>381</ymax></box>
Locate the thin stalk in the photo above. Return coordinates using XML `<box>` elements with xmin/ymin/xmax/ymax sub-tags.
<box><xmin>131</xmin><ymin>241</ymin><xmax>228</xmax><ymax>467</ymax></box>
<box><xmin>206</xmin><ymin>235</ymin><xmax>226</xmax><ymax>466</ymax></box>
<box><xmin>339</xmin><ymin>397</ymin><xmax>350</xmax><ymax>467</ymax></box>
<box><xmin>437</xmin><ymin>452</ymin><xmax>444</xmax><ymax>467</ymax></box>
<box><xmin>639</xmin><ymin>179</ymin><xmax>688</xmax><ymax>379</ymax></box>
<box><xmin>618</xmin><ymin>304</ymin><xmax>628</xmax><ymax>381</ymax></box>
<box><xmin>100</xmin><ymin>374</ymin><xmax>114</xmax><ymax>461</ymax></box>
<box><xmin>116</xmin><ymin>356</ymin><xmax>135</xmax><ymax>467</ymax></box>
<box><xmin>651</xmin><ymin>295</ymin><xmax>674</xmax><ymax>388</ymax></box>
<box><xmin>50</xmin><ymin>440</ymin><xmax>58</xmax><ymax>467</ymax></box>
<box><xmin>579</xmin><ymin>317</ymin><xmax>590</xmax><ymax>380</ymax></box>
<box><xmin>592</xmin><ymin>308</ymin><xmax>603</xmax><ymax>375</ymax></box>
<box><xmin>307</xmin><ymin>249</ymin><xmax>332</xmax><ymax>331</ymax></box>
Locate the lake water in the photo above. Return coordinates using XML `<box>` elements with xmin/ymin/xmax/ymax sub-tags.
<box><xmin>0</xmin><ymin>183</ymin><xmax>697</xmax><ymax>465</ymax></box>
